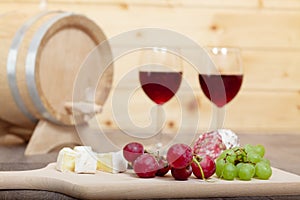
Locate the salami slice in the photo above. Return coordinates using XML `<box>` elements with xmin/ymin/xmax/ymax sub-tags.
<box><xmin>193</xmin><ymin>129</ymin><xmax>239</xmax><ymax>160</ymax></box>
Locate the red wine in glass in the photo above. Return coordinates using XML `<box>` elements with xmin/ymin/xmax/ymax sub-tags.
<box><xmin>199</xmin><ymin>74</ymin><xmax>243</xmax><ymax>107</ymax></box>
<box><xmin>140</xmin><ymin>71</ymin><xmax>182</xmax><ymax>105</ymax></box>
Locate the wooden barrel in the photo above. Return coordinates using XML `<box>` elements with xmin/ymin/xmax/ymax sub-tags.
<box><xmin>0</xmin><ymin>11</ymin><xmax>113</xmax><ymax>128</ymax></box>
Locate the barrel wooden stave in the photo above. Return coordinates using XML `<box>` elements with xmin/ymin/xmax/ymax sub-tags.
<box><xmin>0</xmin><ymin>11</ymin><xmax>37</xmax><ymax>128</ymax></box>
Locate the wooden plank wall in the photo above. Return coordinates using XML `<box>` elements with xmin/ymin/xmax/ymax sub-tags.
<box><xmin>1</xmin><ymin>0</ymin><xmax>300</xmax><ymax>134</ymax></box>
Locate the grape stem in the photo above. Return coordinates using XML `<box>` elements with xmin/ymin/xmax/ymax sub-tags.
<box><xmin>192</xmin><ymin>156</ymin><xmax>206</xmax><ymax>181</ymax></box>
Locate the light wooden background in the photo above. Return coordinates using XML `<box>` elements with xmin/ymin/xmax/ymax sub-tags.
<box><xmin>1</xmin><ymin>0</ymin><xmax>300</xmax><ymax>134</ymax></box>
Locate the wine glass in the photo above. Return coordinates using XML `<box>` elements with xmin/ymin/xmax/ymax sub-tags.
<box><xmin>199</xmin><ymin>47</ymin><xmax>243</xmax><ymax>130</ymax></box>
<box><xmin>139</xmin><ymin>47</ymin><xmax>183</xmax><ymax>151</ymax></box>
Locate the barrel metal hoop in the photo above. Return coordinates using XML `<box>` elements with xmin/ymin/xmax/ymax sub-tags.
<box><xmin>26</xmin><ymin>12</ymin><xmax>73</xmax><ymax>125</ymax></box>
<box><xmin>6</xmin><ymin>11</ymin><xmax>63</xmax><ymax>123</ymax></box>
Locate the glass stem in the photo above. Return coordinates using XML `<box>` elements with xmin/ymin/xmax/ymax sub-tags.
<box><xmin>211</xmin><ymin>105</ymin><xmax>225</xmax><ymax>130</ymax></box>
<box><xmin>156</xmin><ymin>105</ymin><xmax>164</xmax><ymax>150</ymax></box>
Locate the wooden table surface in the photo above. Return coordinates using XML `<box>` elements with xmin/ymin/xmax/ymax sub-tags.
<box><xmin>0</xmin><ymin>133</ymin><xmax>299</xmax><ymax>199</ymax></box>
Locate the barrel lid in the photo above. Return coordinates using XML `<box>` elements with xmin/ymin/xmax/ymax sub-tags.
<box><xmin>27</xmin><ymin>13</ymin><xmax>113</xmax><ymax>125</ymax></box>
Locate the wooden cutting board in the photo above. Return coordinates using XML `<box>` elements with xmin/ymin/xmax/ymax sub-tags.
<box><xmin>0</xmin><ymin>163</ymin><xmax>300</xmax><ymax>199</ymax></box>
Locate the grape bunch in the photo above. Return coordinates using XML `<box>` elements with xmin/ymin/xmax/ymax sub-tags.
<box><xmin>123</xmin><ymin>142</ymin><xmax>169</xmax><ymax>178</ymax></box>
<box><xmin>167</xmin><ymin>143</ymin><xmax>216</xmax><ymax>180</ymax></box>
<box><xmin>216</xmin><ymin>144</ymin><xmax>272</xmax><ymax>181</ymax></box>
<box><xmin>123</xmin><ymin>142</ymin><xmax>216</xmax><ymax>180</ymax></box>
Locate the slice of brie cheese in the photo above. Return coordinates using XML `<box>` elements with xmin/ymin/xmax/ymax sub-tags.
<box><xmin>96</xmin><ymin>150</ymin><xmax>128</xmax><ymax>173</ymax></box>
<box><xmin>56</xmin><ymin>147</ymin><xmax>78</xmax><ymax>172</ymax></box>
<box><xmin>74</xmin><ymin>146</ymin><xmax>97</xmax><ymax>174</ymax></box>
<box><xmin>74</xmin><ymin>146</ymin><xmax>92</xmax><ymax>153</ymax></box>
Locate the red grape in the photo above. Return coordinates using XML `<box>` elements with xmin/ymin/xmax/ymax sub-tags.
<box><xmin>167</xmin><ymin>144</ymin><xmax>193</xmax><ymax>169</ymax></box>
<box><xmin>156</xmin><ymin>157</ymin><xmax>170</xmax><ymax>177</ymax></box>
<box><xmin>191</xmin><ymin>155</ymin><xmax>216</xmax><ymax>179</ymax></box>
<box><xmin>171</xmin><ymin>165</ymin><xmax>192</xmax><ymax>180</ymax></box>
<box><xmin>123</xmin><ymin>142</ymin><xmax>144</xmax><ymax>163</ymax></box>
<box><xmin>133</xmin><ymin>154</ymin><xmax>159</xmax><ymax>178</ymax></box>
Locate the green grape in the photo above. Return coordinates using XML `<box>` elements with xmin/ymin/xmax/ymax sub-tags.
<box><xmin>255</xmin><ymin>162</ymin><xmax>272</xmax><ymax>180</ymax></box>
<box><xmin>236</xmin><ymin>147</ymin><xmax>246</xmax><ymax>156</ymax></box>
<box><xmin>222</xmin><ymin>163</ymin><xmax>237</xmax><ymax>180</ymax></box>
<box><xmin>218</xmin><ymin>151</ymin><xmax>227</xmax><ymax>160</ymax></box>
<box><xmin>236</xmin><ymin>162</ymin><xmax>244</xmax><ymax>174</ymax></box>
<box><xmin>253</xmin><ymin>144</ymin><xmax>265</xmax><ymax>157</ymax></box>
<box><xmin>238</xmin><ymin>163</ymin><xmax>255</xmax><ymax>181</ymax></box>
<box><xmin>236</xmin><ymin>148</ymin><xmax>247</xmax><ymax>163</ymax></box>
<box><xmin>226</xmin><ymin>154</ymin><xmax>237</xmax><ymax>164</ymax></box>
<box><xmin>260</xmin><ymin>158</ymin><xmax>271</xmax><ymax>165</ymax></box>
<box><xmin>244</xmin><ymin>144</ymin><xmax>254</xmax><ymax>153</ymax></box>
<box><xmin>247</xmin><ymin>152</ymin><xmax>262</xmax><ymax>164</ymax></box>
<box><xmin>232</xmin><ymin>146</ymin><xmax>239</xmax><ymax>152</ymax></box>
<box><xmin>221</xmin><ymin>149</ymin><xmax>230</xmax><ymax>155</ymax></box>
<box><xmin>236</xmin><ymin>154</ymin><xmax>242</xmax><ymax>162</ymax></box>
<box><xmin>216</xmin><ymin>159</ymin><xmax>226</xmax><ymax>178</ymax></box>
<box><xmin>242</xmin><ymin>154</ymin><xmax>249</xmax><ymax>163</ymax></box>
<box><xmin>226</xmin><ymin>149</ymin><xmax>235</xmax><ymax>156</ymax></box>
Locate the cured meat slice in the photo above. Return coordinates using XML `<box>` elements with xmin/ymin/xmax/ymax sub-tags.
<box><xmin>193</xmin><ymin>129</ymin><xmax>239</xmax><ymax>160</ymax></box>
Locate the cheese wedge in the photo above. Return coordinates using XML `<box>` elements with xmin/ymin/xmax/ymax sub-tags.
<box><xmin>96</xmin><ymin>150</ymin><xmax>128</xmax><ymax>173</ymax></box>
<box><xmin>74</xmin><ymin>146</ymin><xmax>97</xmax><ymax>174</ymax></box>
<box><xmin>56</xmin><ymin>147</ymin><xmax>78</xmax><ymax>172</ymax></box>
<box><xmin>74</xmin><ymin>146</ymin><xmax>93</xmax><ymax>153</ymax></box>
